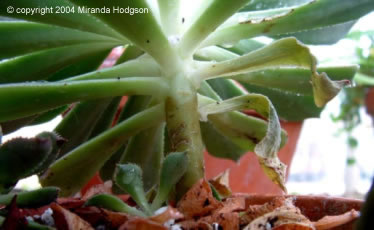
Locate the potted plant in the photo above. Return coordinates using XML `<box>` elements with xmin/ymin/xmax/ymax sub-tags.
<box><xmin>0</xmin><ymin>0</ymin><xmax>373</xmax><ymax>229</ymax></box>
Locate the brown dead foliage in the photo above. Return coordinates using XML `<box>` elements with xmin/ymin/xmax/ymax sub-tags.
<box><xmin>82</xmin><ymin>181</ymin><xmax>113</xmax><ymax>200</ymax></box>
<box><xmin>242</xmin><ymin>198</ymin><xmax>314</xmax><ymax>230</ymax></box>
<box><xmin>118</xmin><ymin>217</ymin><xmax>167</xmax><ymax>230</ymax></box>
<box><xmin>313</xmin><ymin>209</ymin><xmax>360</xmax><ymax>230</ymax></box>
<box><xmin>209</xmin><ymin>169</ymin><xmax>232</xmax><ymax>198</ymax></box>
<box><xmin>177</xmin><ymin>179</ymin><xmax>223</xmax><ymax>219</ymax></box>
<box><xmin>51</xmin><ymin>203</ymin><xmax>94</xmax><ymax>230</ymax></box>
<box><xmin>150</xmin><ymin>206</ymin><xmax>184</xmax><ymax>224</ymax></box>
<box><xmin>0</xmin><ymin>178</ymin><xmax>361</xmax><ymax>230</ymax></box>
<box><xmin>2</xmin><ymin>197</ymin><xmax>28</xmax><ymax>230</ymax></box>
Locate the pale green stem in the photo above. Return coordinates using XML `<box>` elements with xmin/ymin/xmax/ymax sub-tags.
<box><xmin>165</xmin><ymin>74</ymin><xmax>205</xmax><ymax>196</ymax></box>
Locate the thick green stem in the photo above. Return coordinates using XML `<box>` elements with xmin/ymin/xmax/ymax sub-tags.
<box><xmin>165</xmin><ymin>74</ymin><xmax>205</xmax><ymax>196</ymax></box>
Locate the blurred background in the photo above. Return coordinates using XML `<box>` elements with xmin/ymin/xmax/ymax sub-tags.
<box><xmin>3</xmin><ymin>11</ymin><xmax>374</xmax><ymax>199</ymax></box>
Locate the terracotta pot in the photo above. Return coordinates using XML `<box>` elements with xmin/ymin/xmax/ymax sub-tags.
<box><xmin>240</xmin><ymin>194</ymin><xmax>362</xmax><ymax>230</ymax></box>
<box><xmin>204</xmin><ymin>121</ymin><xmax>303</xmax><ymax>194</ymax></box>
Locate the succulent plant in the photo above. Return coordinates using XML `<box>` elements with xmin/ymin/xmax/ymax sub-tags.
<box><xmin>0</xmin><ymin>0</ymin><xmax>373</xmax><ymax>206</ymax></box>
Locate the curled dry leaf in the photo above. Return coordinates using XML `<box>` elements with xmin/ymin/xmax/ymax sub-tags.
<box><xmin>51</xmin><ymin>203</ymin><xmax>94</xmax><ymax>230</ymax></box>
<box><xmin>2</xmin><ymin>196</ymin><xmax>27</xmax><ymax>230</ymax></box>
<box><xmin>177</xmin><ymin>179</ymin><xmax>223</xmax><ymax>219</ymax></box>
<box><xmin>209</xmin><ymin>169</ymin><xmax>232</xmax><ymax>198</ymax></box>
<box><xmin>313</xmin><ymin>209</ymin><xmax>360</xmax><ymax>230</ymax></box>
<box><xmin>243</xmin><ymin>198</ymin><xmax>314</xmax><ymax>230</ymax></box>
<box><xmin>82</xmin><ymin>180</ymin><xmax>113</xmax><ymax>200</ymax></box>
<box><xmin>150</xmin><ymin>206</ymin><xmax>184</xmax><ymax>224</ymax></box>
<box><xmin>240</xmin><ymin>196</ymin><xmax>287</xmax><ymax>226</ymax></box>
<box><xmin>216</xmin><ymin>196</ymin><xmax>246</xmax><ymax>214</ymax></box>
<box><xmin>178</xmin><ymin>212</ymin><xmax>239</xmax><ymax>230</ymax></box>
<box><xmin>202</xmin><ymin>212</ymin><xmax>240</xmax><ymax>230</ymax></box>
<box><xmin>74</xmin><ymin>206</ymin><xmax>129</xmax><ymax>229</ymax></box>
<box><xmin>177</xmin><ymin>220</ymin><xmax>213</xmax><ymax>230</ymax></box>
<box><xmin>57</xmin><ymin>197</ymin><xmax>85</xmax><ymax>210</ymax></box>
<box><xmin>119</xmin><ymin>217</ymin><xmax>167</xmax><ymax>230</ymax></box>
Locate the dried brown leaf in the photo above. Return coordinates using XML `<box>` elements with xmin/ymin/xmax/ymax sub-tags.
<box><xmin>150</xmin><ymin>206</ymin><xmax>184</xmax><ymax>224</ymax></box>
<box><xmin>2</xmin><ymin>196</ymin><xmax>27</xmax><ymax>230</ymax></box>
<box><xmin>177</xmin><ymin>179</ymin><xmax>222</xmax><ymax>219</ymax></box>
<box><xmin>240</xmin><ymin>196</ymin><xmax>287</xmax><ymax>226</ymax></box>
<box><xmin>57</xmin><ymin>197</ymin><xmax>85</xmax><ymax>210</ymax></box>
<box><xmin>82</xmin><ymin>181</ymin><xmax>113</xmax><ymax>200</ymax></box>
<box><xmin>243</xmin><ymin>200</ymin><xmax>314</xmax><ymax>230</ymax></box>
<box><xmin>74</xmin><ymin>206</ymin><xmax>129</xmax><ymax>228</ymax></box>
<box><xmin>51</xmin><ymin>203</ymin><xmax>94</xmax><ymax>230</ymax></box>
<box><xmin>177</xmin><ymin>220</ymin><xmax>213</xmax><ymax>230</ymax></box>
<box><xmin>202</xmin><ymin>212</ymin><xmax>240</xmax><ymax>230</ymax></box>
<box><xmin>209</xmin><ymin>169</ymin><xmax>232</xmax><ymax>197</ymax></box>
<box><xmin>313</xmin><ymin>209</ymin><xmax>360</xmax><ymax>230</ymax></box>
<box><xmin>119</xmin><ymin>217</ymin><xmax>167</xmax><ymax>230</ymax></box>
<box><xmin>215</xmin><ymin>196</ymin><xmax>246</xmax><ymax>214</ymax></box>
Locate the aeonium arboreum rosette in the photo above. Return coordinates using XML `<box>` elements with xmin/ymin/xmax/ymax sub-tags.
<box><xmin>0</xmin><ymin>0</ymin><xmax>372</xmax><ymax>209</ymax></box>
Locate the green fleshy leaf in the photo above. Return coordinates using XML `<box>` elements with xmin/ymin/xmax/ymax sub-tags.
<box><xmin>99</xmin><ymin>96</ymin><xmax>151</xmax><ymax>183</ymax></box>
<box><xmin>0</xmin><ymin>77</ymin><xmax>168</xmax><ymax>122</ymax></box>
<box><xmin>40</xmin><ymin>104</ymin><xmax>165</xmax><ymax>196</ymax></box>
<box><xmin>220</xmin><ymin>39</ymin><xmax>265</xmax><ymax>55</ymax></box>
<box><xmin>240</xmin><ymin>0</ymin><xmax>311</xmax><ymax>12</ymax></box>
<box><xmin>238</xmin><ymin>66</ymin><xmax>356</xmax><ymax>120</ymax></box>
<box><xmin>203</xmin><ymin>0</ymin><xmax>374</xmax><ymax>47</ymax></box>
<box><xmin>0</xmin><ymin>0</ymin><xmax>124</xmax><ymax>40</ymax></box>
<box><xmin>180</xmin><ymin>0</ymin><xmax>252</xmax><ymax>57</ymax></box>
<box><xmin>194</xmin><ymin>38</ymin><xmax>319</xmax><ymax>80</ymax></box>
<box><xmin>198</xmin><ymin>94</ymin><xmax>287</xmax><ymax>191</ymax></box>
<box><xmin>0</xmin><ymin>132</ymin><xmax>61</xmax><ymax>192</ymax></box>
<box><xmin>151</xmin><ymin>152</ymin><xmax>188</xmax><ymax>210</ymax></box>
<box><xmin>120</xmin><ymin>123</ymin><xmax>165</xmax><ymax>192</ymax></box>
<box><xmin>0</xmin><ymin>22</ymin><xmax>120</xmax><ymax>59</ymax></box>
<box><xmin>30</xmin><ymin>106</ymin><xmax>68</xmax><ymax>126</ymax></box>
<box><xmin>0</xmin><ymin>187</ymin><xmax>59</xmax><ymax>208</ymax></box>
<box><xmin>0</xmin><ymin>43</ymin><xmax>119</xmax><ymax>84</ymax></box>
<box><xmin>89</xmin><ymin>97</ymin><xmax>122</xmax><ymax>138</ymax></box>
<box><xmin>355</xmin><ymin>73</ymin><xmax>374</xmax><ymax>86</ymax></box>
<box><xmin>116</xmin><ymin>45</ymin><xmax>144</xmax><ymax>64</ymax></box>
<box><xmin>54</xmin><ymin>99</ymin><xmax>112</xmax><ymax>156</ymax></box>
<box><xmin>65</xmin><ymin>55</ymin><xmax>161</xmax><ymax>81</ymax></box>
<box><xmin>200</xmin><ymin>121</ymin><xmax>246</xmax><ymax>161</ymax></box>
<box><xmin>270</xmin><ymin>20</ymin><xmax>356</xmax><ymax>45</ymax></box>
<box><xmin>195</xmin><ymin>38</ymin><xmax>351</xmax><ymax>109</ymax></box>
<box><xmin>158</xmin><ymin>0</ymin><xmax>181</xmax><ymax>35</ymax></box>
<box><xmin>33</xmin><ymin>132</ymin><xmax>66</xmax><ymax>176</ymax></box>
<box><xmin>69</xmin><ymin>0</ymin><xmax>177</xmax><ymax>69</ymax></box>
<box><xmin>115</xmin><ymin>164</ymin><xmax>152</xmax><ymax>215</ymax></box>
<box><xmin>85</xmin><ymin>194</ymin><xmax>146</xmax><ymax>217</ymax></box>
<box><xmin>48</xmin><ymin>49</ymin><xmax>111</xmax><ymax>81</ymax></box>
<box><xmin>198</xmin><ymin>82</ymin><xmax>287</xmax><ymax>161</ymax></box>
